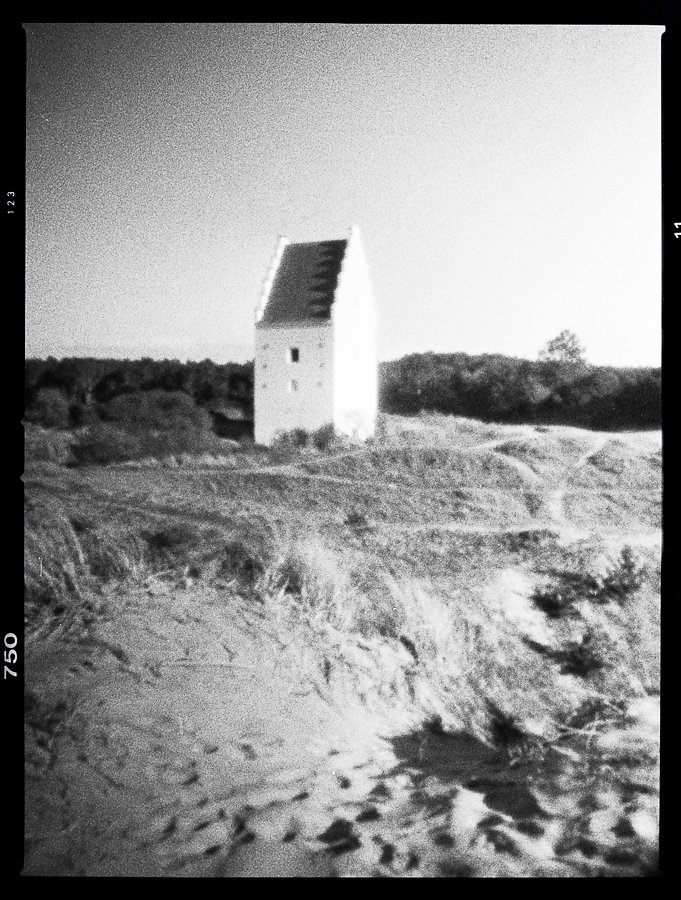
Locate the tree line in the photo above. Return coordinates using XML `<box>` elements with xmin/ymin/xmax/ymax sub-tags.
<box><xmin>379</xmin><ymin>352</ymin><xmax>660</xmax><ymax>430</ymax></box>
<box><xmin>24</xmin><ymin>357</ymin><xmax>254</xmax><ymax>429</ymax></box>
<box><xmin>25</xmin><ymin>339</ymin><xmax>660</xmax><ymax>438</ymax></box>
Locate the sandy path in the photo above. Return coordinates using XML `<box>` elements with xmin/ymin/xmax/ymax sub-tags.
<box><xmin>544</xmin><ymin>433</ymin><xmax>621</xmax><ymax>543</ymax></box>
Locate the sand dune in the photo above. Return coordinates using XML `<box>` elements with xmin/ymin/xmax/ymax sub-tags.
<box><xmin>23</xmin><ymin>416</ymin><xmax>661</xmax><ymax>877</ymax></box>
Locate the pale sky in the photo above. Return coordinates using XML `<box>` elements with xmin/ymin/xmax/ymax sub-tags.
<box><xmin>24</xmin><ymin>23</ymin><xmax>663</xmax><ymax>367</ymax></box>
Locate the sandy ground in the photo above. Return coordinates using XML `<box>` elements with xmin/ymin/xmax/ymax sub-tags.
<box><xmin>23</xmin><ymin>421</ymin><xmax>661</xmax><ymax>877</ymax></box>
<box><xmin>23</xmin><ymin>577</ymin><xmax>660</xmax><ymax>878</ymax></box>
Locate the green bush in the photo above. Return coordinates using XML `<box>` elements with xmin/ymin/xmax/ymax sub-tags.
<box><xmin>271</xmin><ymin>427</ymin><xmax>310</xmax><ymax>452</ymax></box>
<box><xmin>70</xmin><ymin>423</ymin><xmax>143</xmax><ymax>465</ymax></box>
<box><xmin>289</xmin><ymin>427</ymin><xmax>309</xmax><ymax>448</ymax></box>
<box><xmin>312</xmin><ymin>423</ymin><xmax>336</xmax><ymax>451</ymax></box>
<box><xmin>25</xmin><ymin>388</ymin><xmax>71</xmax><ymax>428</ymax></box>
<box><xmin>102</xmin><ymin>390</ymin><xmax>211</xmax><ymax>432</ymax></box>
<box><xmin>69</xmin><ymin>413</ymin><xmax>223</xmax><ymax>465</ymax></box>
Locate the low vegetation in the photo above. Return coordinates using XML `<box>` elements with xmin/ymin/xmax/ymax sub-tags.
<box><xmin>270</xmin><ymin>423</ymin><xmax>341</xmax><ymax>454</ymax></box>
<box><xmin>531</xmin><ymin>547</ymin><xmax>647</xmax><ymax>619</ymax></box>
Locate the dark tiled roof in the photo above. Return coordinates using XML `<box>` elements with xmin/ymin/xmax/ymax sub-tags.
<box><xmin>260</xmin><ymin>239</ymin><xmax>347</xmax><ymax>324</ymax></box>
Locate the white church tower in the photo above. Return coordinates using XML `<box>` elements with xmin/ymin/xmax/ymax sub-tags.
<box><xmin>254</xmin><ymin>225</ymin><xmax>377</xmax><ymax>446</ymax></box>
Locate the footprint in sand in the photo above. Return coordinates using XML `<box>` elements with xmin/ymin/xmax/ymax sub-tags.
<box><xmin>368</xmin><ymin>781</ymin><xmax>393</xmax><ymax>802</ymax></box>
<box><xmin>317</xmin><ymin>818</ymin><xmax>362</xmax><ymax>855</ymax></box>
<box><xmin>355</xmin><ymin>806</ymin><xmax>381</xmax><ymax>823</ymax></box>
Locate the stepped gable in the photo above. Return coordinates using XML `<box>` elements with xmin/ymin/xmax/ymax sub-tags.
<box><xmin>259</xmin><ymin>239</ymin><xmax>347</xmax><ymax>324</ymax></box>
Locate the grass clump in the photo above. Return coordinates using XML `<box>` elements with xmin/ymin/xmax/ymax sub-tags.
<box><xmin>25</xmin><ymin>496</ymin><xmax>229</xmax><ymax>632</ymax></box>
<box><xmin>599</xmin><ymin>546</ymin><xmax>645</xmax><ymax>604</ymax></box>
<box><xmin>531</xmin><ymin>551</ymin><xmax>645</xmax><ymax>620</ymax></box>
<box><xmin>217</xmin><ymin>540</ymin><xmax>266</xmax><ymax>586</ymax></box>
<box><xmin>345</xmin><ymin>509</ymin><xmax>369</xmax><ymax>530</ymax></box>
<box><xmin>555</xmin><ymin>630</ymin><xmax>606</xmax><ymax>678</ymax></box>
<box><xmin>562</xmin><ymin>696</ymin><xmax>633</xmax><ymax>733</ymax></box>
<box><xmin>141</xmin><ymin>523</ymin><xmax>204</xmax><ymax>565</ymax></box>
<box><xmin>24</xmin><ymin>504</ymin><xmax>148</xmax><ymax>632</ymax></box>
<box><xmin>530</xmin><ymin>572</ymin><xmax>600</xmax><ymax>618</ymax></box>
<box><xmin>261</xmin><ymin>536</ymin><xmax>357</xmax><ymax>632</ymax></box>
<box><xmin>140</xmin><ymin>523</ymin><xmax>228</xmax><ymax>575</ymax></box>
<box><xmin>255</xmin><ymin>533</ymin><xmax>579</xmax><ymax>745</ymax></box>
<box><xmin>271</xmin><ymin>427</ymin><xmax>310</xmax><ymax>452</ymax></box>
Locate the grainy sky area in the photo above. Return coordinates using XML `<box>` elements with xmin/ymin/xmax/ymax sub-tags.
<box><xmin>24</xmin><ymin>22</ymin><xmax>663</xmax><ymax>366</ymax></box>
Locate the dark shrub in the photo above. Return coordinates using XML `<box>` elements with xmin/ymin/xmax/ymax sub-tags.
<box><xmin>506</xmin><ymin>528</ymin><xmax>557</xmax><ymax>552</ymax></box>
<box><xmin>271</xmin><ymin>427</ymin><xmax>310</xmax><ymax>453</ymax></box>
<box><xmin>70</xmin><ymin>423</ymin><xmax>143</xmax><ymax>466</ymax></box>
<box><xmin>600</xmin><ymin>546</ymin><xmax>645</xmax><ymax>604</ymax></box>
<box><xmin>312</xmin><ymin>423</ymin><xmax>336</xmax><ymax>451</ymax></box>
<box><xmin>69</xmin><ymin>403</ymin><xmax>99</xmax><ymax>427</ymax></box>
<box><xmin>141</xmin><ymin>523</ymin><xmax>203</xmax><ymax>567</ymax></box>
<box><xmin>289</xmin><ymin>427</ymin><xmax>309</xmax><ymax>448</ymax></box>
<box><xmin>345</xmin><ymin>509</ymin><xmax>369</xmax><ymax>530</ymax></box>
<box><xmin>557</xmin><ymin>631</ymin><xmax>604</xmax><ymax>678</ymax></box>
<box><xmin>486</xmin><ymin>701</ymin><xmax>527</xmax><ymax>749</ymax></box>
<box><xmin>25</xmin><ymin>388</ymin><xmax>71</xmax><ymax>428</ymax></box>
<box><xmin>24</xmin><ymin>578</ymin><xmax>58</xmax><ymax>608</ymax></box>
<box><xmin>275</xmin><ymin>559</ymin><xmax>304</xmax><ymax>596</ymax></box>
<box><xmin>102</xmin><ymin>390</ymin><xmax>211</xmax><ymax>432</ymax></box>
<box><xmin>531</xmin><ymin>571</ymin><xmax>602</xmax><ymax>618</ymax></box>
<box><xmin>531</xmin><ymin>586</ymin><xmax>576</xmax><ymax>619</ymax></box>
<box><xmin>218</xmin><ymin>540</ymin><xmax>264</xmax><ymax>585</ymax></box>
<box><xmin>69</xmin><ymin>516</ymin><xmax>91</xmax><ymax>534</ymax></box>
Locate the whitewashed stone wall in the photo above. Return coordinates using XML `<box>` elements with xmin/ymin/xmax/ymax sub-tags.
<box><xmin>254</xmin><ymin>323</ymin><xmax>334</xmax><ymax>445</ymax></box>
<box><xmin>332</xmin><ymin>227</ymin><xmax>378</xmax><ymax>440</ymax></box>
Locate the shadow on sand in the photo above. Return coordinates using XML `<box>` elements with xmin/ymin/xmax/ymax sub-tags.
<box><xmin>388</xmin><ymin>724</ymin><xmax>549</xmax><ymax>822</ymax></box>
